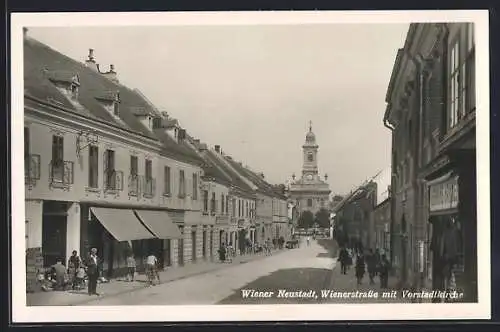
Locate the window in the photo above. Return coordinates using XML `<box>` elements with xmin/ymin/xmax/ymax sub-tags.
<box><xmin>113</xmin><ymin>102</ymin><xmax>119</xmax><ymax>116</ymax></box>
<box><xmin>163</xmin><ymin>166</ymin><xmax>171</xmax><ymax>195</ymax></box>
<box><xmin>145</xmin><ymin>159</ymin><xmax>152</xmax><ymax>179</ymax></box>
<box><xmin>192</xmin><ymin>173</ymin><xmax>198</xmax><ymax>200</ymax></box>
<box><xmin>70</xmin><ymin>84</ymin><xmax>78</xmax><ymax>99</ymax></box>
<box><xmin>307</xmin><ymin>152</ymin><xmax>313</xmax><ymax>162</ymax></box>
<box><xmin>88</xmin><ymin>145</ymin><xmax>99</xmax><ymax>188</ymax></box>
<box><xmin>153</xmin><ymin>117</ymin><xmax>162</xmax><ymax>129</ymax></box>
<box><xmin>130</xmin><ymin>156</ymin><xmax>138</xmax><ymax>176</ymax></box>
<box><xmin>179</xmin><ymin>170</ymin><xmax>185</xmax><ymax>197</ymax></box>
<box><xmin>24</xmin><ymin>127</ymin><xmax>30</xmax><ymax>177</ymax></box>
<box><xmin>104</xmin><ymin>149</ymin><xmax>115</xmax><ymax>189</ymax></box>
<box><xmin>232</xmin><ymin>198</ymin><xmax>236</xmax><ymax>216</ymax></box>
<box><xmin>51</xmin><ymin>135</ymin><xmax>64</xmax><ymax>181</ymax></box>
<box><xmin>203</xmin><ymin>190</ymin><xmax>209</xmax><ymax>212</ymax></box>
<box><xmin>211</xmin><ymin>192</ymin><xmax>216</xmax><ymax>213</ymax></box>
<box><xmin>307</xmin><ymin>199</ymin><xmax>313</xmax><ymax>207</ymax></box>
<box><xmin>221</xmin><ymin>194</ymin><xmax>224</xmax><ymax>213</ymax></box>
<box><xmin>226</xmin><ymin>196</ymin><xmax>229</xmax><ymax>214</ymax></box>
<box><xmin>246</xmin><ymin>201</ymin><xmax>249</xmax><ymax>217</ymax></box>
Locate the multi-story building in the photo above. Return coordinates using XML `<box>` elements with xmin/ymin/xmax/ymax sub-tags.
<box><xmin>333</xmin><ymin>181</ymin><xmax>377</xmax><ymax>249</ymax></box>
<box><xmin>384</xmin><ymin>23</ymin><xmax>476</xmax><ymax>301</ymax></box>
<box><xmin>24</xmin><ymin>34</ymin><xmax>206</xmax><ymax>276</ymax></box>
<box><xmin>288</xmin><ymin>123</ymin><xmax>331</xmax><ymax>217</ymax></box>
<box><xmin>372</xmin><ymin>197</ymin><xmax>391</xmax><ymax>255</ymax></box>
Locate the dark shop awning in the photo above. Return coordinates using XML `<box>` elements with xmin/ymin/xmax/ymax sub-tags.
<box><xmin>134</xmin><ymin>210</ymin><xmax>182</xmax><ymax>239</ymax></box>
<box><xmin>90</xmin><ymin>207</ymin><xmax>157</xmax><ymax>242</ymax></box>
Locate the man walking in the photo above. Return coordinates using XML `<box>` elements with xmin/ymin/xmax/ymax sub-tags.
<box><xmin>366</xmin><ymin>249</ymin><xmax>377</xmax><ymax>285</ymax></box>
<box><xmin>86</xmin><ymin>248</ymin><xmax>100</xmax><ymax>296</ymax></box>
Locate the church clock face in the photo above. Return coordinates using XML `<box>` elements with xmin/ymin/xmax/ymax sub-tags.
<box><xmin>307</xmin><ymin>174</ymin><xmax>313</xmax><ymax>180</ymax></box>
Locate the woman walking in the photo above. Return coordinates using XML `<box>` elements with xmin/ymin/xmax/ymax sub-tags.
<box><xmin>355</xmin><ymin>252</ymin><xmax>366</xmax><ymax>286</ymax></box>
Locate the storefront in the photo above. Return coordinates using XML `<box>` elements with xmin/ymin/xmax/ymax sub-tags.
<box><xmin>80</xmin><ymin>205</ymin><xmax>182</xmax><ymax>278</ymax></box>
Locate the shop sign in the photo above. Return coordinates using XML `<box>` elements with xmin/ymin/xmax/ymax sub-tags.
<box><xmin>429</xmin><ymin>176</ymin><xmax>459</xmax><ymax>212</ymax></box>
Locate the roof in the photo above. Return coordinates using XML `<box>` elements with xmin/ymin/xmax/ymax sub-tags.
<box><xmin>25</xmin><ymin>37</ymin><xmax>205</xmax><ymax>166</ymax></box>
<box><xmin>203</xmin><ymin>152</ymin><xmax>255</xmax><ymax>196</ymax></box>
<box><xmin>223</xmin><ymin>156</ymin><xmax>283</xmax><ymax>198</ymax></box>
<box><xmin>24</xmin><ymin>37</ymin><xmax>157</xmax><ymax>140</ymax></box>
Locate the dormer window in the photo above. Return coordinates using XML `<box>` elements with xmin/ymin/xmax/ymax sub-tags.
<box><xmin>47</xmin><ymin>70</ymin><xmax>81</xmax><ymax>101</ymax></box>
<box><xmin>96</xmin><ymin>90</ymin><xmax>121</xmax><ymax>118</ymax></box>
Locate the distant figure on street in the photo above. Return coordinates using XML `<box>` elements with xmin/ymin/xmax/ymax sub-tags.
<box><xmin>355</xmin><ymin>253</ymin><xmax>366</xmax><ymax>286</ymax></box>
<box><xmin>226</xmin><ymin>242</ymin><xmax>234</xmax><ymax>262</ymax></box>
<box><xmin>126</xmin><ymin>254</ymin><xmax>136</xmax><ymax>282</ymax></box>
<box><xmin>85</xmin><ymin>248</ymin><xmax>100</xmax><ymax>296</ymax></box>
<box><xmin>218</xmin><ymin>244</ymin><xmax>226</xmax><ymax>263</ymax></box>
<box><xmin>338</xmin><ymin>247</ymin><xmax>349</xmax><ymax>275</ymax></box>
<box><xmin>146</xmin><ymin>253</ymin><xmax>160</xmax><ymax>286</ymax></box>
<box><xmin>366</xmin><ymin>249</ymin><xmax>377</xmax><ymax>285</ymax></box>
<box><xmin>346</xmin><ymin>248</ymin><xmax>353</xmax><ymax>270</ymax></box>
<box><xmin>379</xmin><ymin>254</ymin><xmax>391</xmax><ymax>289</ymax></box>
<box><xmin>306</xmin><ymin>236</ymin><xmax>310</xmax><ymax>246</ymax></box>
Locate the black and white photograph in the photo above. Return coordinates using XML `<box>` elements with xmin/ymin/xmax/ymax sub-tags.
<box><xmin>11</xmin><ymin>10</ymin><xmax>490</xmax><ymax>322</ymax></box>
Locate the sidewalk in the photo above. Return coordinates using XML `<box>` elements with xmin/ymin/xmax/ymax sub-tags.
<box><xmin>27</xmin><ymin>248</ymin><xmax>285</xmax><ymax>306</ymax></box>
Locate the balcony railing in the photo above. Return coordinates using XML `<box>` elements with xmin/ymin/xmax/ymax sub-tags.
<box><xmin>128</xmin><ymin>174</ymin><xmax>139</xmax><ymax>196</ymax></box>
<box><xmin>104</xmin><ymin>169</ymin><xmax>124</xmax><ymax>192</ymax></box>
<box><xmin>25</xmin><ymin>154</ymin><xmax>41</xmax><ymax>186</ymax></box>
<box><xmin>142</xmin><ymin>176</ymin><xmax>156</xmax><ymax>198</ymax></box>
<box><xmin>49</xmin><ymin>160</ymin><xmax>74</xmax><ymax>188</ymax></box>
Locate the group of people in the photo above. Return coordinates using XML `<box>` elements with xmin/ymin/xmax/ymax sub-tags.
<box><xmin>217</xmin><ymin>238</ymin><xmax>280</xmax><ymax>262</ymax></box>
<box><xmin>338</xmin><ymin>247</ymin><xmax>391</xmax><ymax>289</ymax></box>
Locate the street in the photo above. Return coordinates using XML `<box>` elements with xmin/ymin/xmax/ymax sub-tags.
<box><xmin>81</xmin><ymin>238</ymin><xmax>335</xmax><ymax>305</ymax></box>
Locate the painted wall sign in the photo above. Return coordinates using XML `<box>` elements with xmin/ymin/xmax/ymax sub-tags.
<box><xmin>429</xmin><ymin>176</ymin><xmax>459</xmax><ymax>212</ymax></box>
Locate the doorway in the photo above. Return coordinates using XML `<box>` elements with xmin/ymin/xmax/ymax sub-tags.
<box><xmin>178</xmin><ymin>238</ymin><xmax>184</xmax><ymax>266</ymax></box>
<box><xmin>42</xmin><ymin>214</ymin><xmax>67</xmax><ymax>268</ymax></box>
<box><xmin>164</xmin><ymin>239</ymin><xmax>171</xmax><ymax>267</ymax></box>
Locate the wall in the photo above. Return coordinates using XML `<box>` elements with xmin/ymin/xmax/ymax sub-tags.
<box><xmin>25</xmin><ymin>199</ymin><xmax>43</xmax><ymax>249</ymax></box>
<box><xmin>24</xmin><ymin>112</ymin><xmax>203</xmax><ymax>212</ymax></box>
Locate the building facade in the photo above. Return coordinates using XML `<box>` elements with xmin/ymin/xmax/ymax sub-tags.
<box><xmin>24</xmin><ymin>33</ymin><xmax>291</xmax><ymax>289</ymax></box>
<box><xmin>372</xmin><ymin>197</ymin><xmax>391</xmax><ymax>255</ymax></box>
<box><xmin>288</xmin><ymin>123</ymin><xmax>331</xmax><ymax>219</ymax></box>
<box><xmin>384</xmin><ymin>23</ymin><xmax>476</xmax><ymax>301</ymax></box>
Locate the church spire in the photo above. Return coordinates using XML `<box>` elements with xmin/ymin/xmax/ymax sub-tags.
<box><xmin>309</xmin><ymin>120</ymin><xmax>312</xmax><ymax>132</ymax></box>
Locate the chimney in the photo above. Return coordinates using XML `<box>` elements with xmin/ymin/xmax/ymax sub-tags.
<box><xmin>214</xmin><ymin>145</ymin><xmax>220</xmax><ymax>153</ymax></box>
<box><xmin>85</xmin><ymin>49</ymin><xmax>99</xmax><ymax>72</ymax></box>
<box><xmin>161</xmin><ymin>111</ymin><xmax>169</xmax><ymax>119</ymax></box>
<box><xmin>260</xmin><ymin>172</ymin><xmax>265</xmax><ymax>179</ymax></box>
<box><xmin>102</xmin><ymin>64</ymin><xmax>119</xmax><ymax>83</ymax></box>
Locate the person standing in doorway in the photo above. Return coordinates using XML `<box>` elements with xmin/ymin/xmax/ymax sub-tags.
<box><xmin>85</xmin><ymin>248</ymin><xmax>100</xmax><ymax>296</ymax></box>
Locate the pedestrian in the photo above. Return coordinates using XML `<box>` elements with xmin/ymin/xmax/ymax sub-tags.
<box><xmin>226</xmin><ymin>242</ymin><xmax>233</xmax><ymax>262</ymax></box>
<box><xmin>126</xmin><ymin>253</ymin><xmax>136</xmax><ymax>282</ymax></box>
<box><xmin>346</xmin><ymin>248</ymin><xmax>353</xmax><ymax>271</ymax></box>
<box><xmin>67</xmin><ymin>250</ymin><xmax>81</xmax><ymax>290</ymax></box>
<box><xmin>366</xmin><ymin>249</ymin><xmax>377</xmax><ymax>285</ymax></box>
<box><xmin>218</xmin><ymin>243</ymin><xmax>226</xmax><ymax>263</ymax></box>
<box><xmin>85</xmin><ymin>247</ymin><xmax>100</xmax><ymax>296</ymax></box>
<box><xmin>306</xmin><ymin>236</ymin><xmax>310</xmax><ymax>246</ymax></box>
<box><xmin>355</xmin><ymin>252</ymin><xmax>366</xmax><ymax>286</ymax></box>
<box><xmin>146</xmin><ymin>253</ymin><xmax>159</xmax><ymax>286</ymax></box>
<box><xmin>338</xmin><ymin>246</ymin><xmax>349</xmax><ymax>275</ymax></box>
<box><xmin>379</xmin><ymin>254</ymin><xmax>391</xmax><ymax>289</ymax></box>
<box><xmin>51</xmin><ymin>258</ymin><xmax>68</xmax><ymax>291</ymax></box>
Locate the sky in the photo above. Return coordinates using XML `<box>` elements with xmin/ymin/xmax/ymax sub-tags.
<box><xmin>27</xmin><ymin>24</ymin><xmax>408</xmax><ymax>195</ymax></box>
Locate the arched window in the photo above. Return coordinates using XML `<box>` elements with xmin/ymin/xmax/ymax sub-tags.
<box><xmin>307</xmin><ymin>152</ymin><xmax>314</xmax><ymax>162</ymax></box>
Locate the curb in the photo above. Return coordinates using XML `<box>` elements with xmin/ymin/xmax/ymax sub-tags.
<box><xmin>68</xmin><ymin>249</ymin><xmax>288</xmax><ymax>306</ymax></box>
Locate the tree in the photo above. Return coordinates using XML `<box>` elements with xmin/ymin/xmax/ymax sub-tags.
<box><xmin>314</xmin><ymin>208</ymin><xmax>331</xmax><ymax>228</ymax></box>
<box><xmin>298</xmin><ymin>210</ymin><xmax>314</xmax><ymax>229</ymax></box>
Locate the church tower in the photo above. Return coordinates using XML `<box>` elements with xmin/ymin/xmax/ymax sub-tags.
<box><xmin>302</xmin><ymin>121</ymin><xmax>319</xmax><ymax>179</ymax></box>
<box><xmin>288</xmin><ymin>121</ymin><xmax>331</xmax><ymax>217</ymax></box>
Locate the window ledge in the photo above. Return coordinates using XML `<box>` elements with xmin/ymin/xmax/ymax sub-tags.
<box><xmin>163</xmin><ymin>193</ymin><xmax>171</xmax><ymax>197</ymax></box>
<box><xmin>85</xmin><ymin>187</ymin><xmax>101</xmax><ymax>193</ymax></box>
